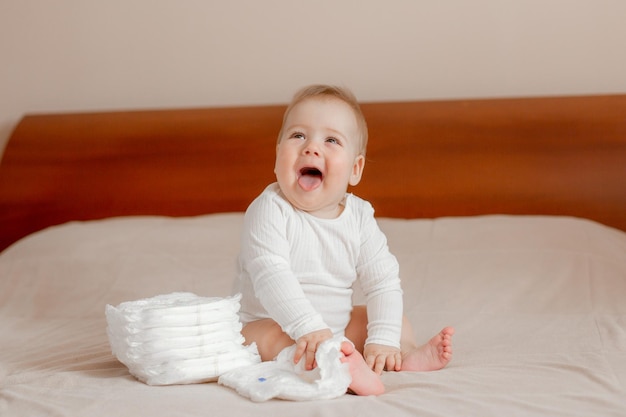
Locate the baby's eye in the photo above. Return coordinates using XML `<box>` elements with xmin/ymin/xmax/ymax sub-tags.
<box><xmin>290</xmin><ymin>132</ymin><xmax>305</xmax><ymax>140</ymax></box>
<box><xmin>326</xmin><ymin>137</ymin><xmax>339</xmax><ymax>145</ymax></box>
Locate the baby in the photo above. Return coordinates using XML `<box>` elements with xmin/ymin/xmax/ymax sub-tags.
<box><xmin>234</xmin><ymin>84</ymin><xmax>454</xmax><ymax>395</ymax></box>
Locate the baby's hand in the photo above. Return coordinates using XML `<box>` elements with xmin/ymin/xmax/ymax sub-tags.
<box><xmin>364</xmin><ymin>343</ymin><xmax>402</xmax><ymax>375</ymax></box>
<box><xmin>293</xmin><ymin>329</ymin><xmax>333</xmax><ymax>371</ymax></box>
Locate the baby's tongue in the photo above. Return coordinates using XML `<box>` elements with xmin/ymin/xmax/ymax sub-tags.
<box><xmin>298</xmin><ymin>174</ymin><xmax>322</xmax><ymax>191</ymax></box>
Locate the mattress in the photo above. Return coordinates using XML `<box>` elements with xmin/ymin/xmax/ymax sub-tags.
<box><xmin>1</xmin><ymin>213</ymin><xmax>625</xmax><ymax>416</ymax></box>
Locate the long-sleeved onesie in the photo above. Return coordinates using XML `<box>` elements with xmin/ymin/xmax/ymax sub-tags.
<box><xmin>235</xmin><ymin>183</ymin><xmax>403</xmax><ymax>348</ymax></box>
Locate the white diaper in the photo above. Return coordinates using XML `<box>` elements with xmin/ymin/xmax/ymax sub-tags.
<box><xmin>106</xmin><ymin>292</ymin><xmax>260</xmax><ymax>385</ymax></box>
<box><xmin>218</xmin><ymin>336</ymin><xmax>351</xmax><ymax>402</ymax></box>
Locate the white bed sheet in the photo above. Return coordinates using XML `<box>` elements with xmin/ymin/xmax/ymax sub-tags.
<box><xmin>1</xmin><ymin>213</ymin><xmax>625</xmax><ymax>416</ymax></box>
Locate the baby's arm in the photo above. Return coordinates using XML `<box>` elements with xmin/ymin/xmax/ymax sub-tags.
<box><xmin>357</xmin><ymin>201</ymin><xmax>404</xmax><ymax>372</ymax></box>
<box><xmin>240</xmin><ymin>193</ymin><xmax>329</xmax><ymax>344</ymax></box>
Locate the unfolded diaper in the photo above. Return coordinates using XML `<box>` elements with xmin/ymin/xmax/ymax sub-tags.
<box><xmin>218</xmin><ymin>336</ymin><xmax>351</xmax><ymax>402</ymax></box>
<box><xmin>106</xmin><ymin>292</ymin><xmax>260</xmax><ymax>385</ymax></box>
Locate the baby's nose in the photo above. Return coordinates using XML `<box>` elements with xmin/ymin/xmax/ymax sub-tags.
<box><xmin>304</xmin><ymin>143</ymin><xmax>320</xmax><ymax>156</ymax></box>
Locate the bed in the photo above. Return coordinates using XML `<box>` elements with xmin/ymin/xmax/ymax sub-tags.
<box><xmin>1</xmin><ymin>94</ymin><xmax>625</xmax><ymax>416</ymax></box>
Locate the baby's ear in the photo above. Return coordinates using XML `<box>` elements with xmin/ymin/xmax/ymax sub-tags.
<box><xmin>349</xmin><ymin>155</ymin><xmax>366</xmax><ymax>186</ymax></box>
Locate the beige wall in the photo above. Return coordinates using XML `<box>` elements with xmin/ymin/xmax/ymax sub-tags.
<box><xmin>2</xmin><ymin>1</ymin><xmax>626</xmax><ymax>156</ymax></box>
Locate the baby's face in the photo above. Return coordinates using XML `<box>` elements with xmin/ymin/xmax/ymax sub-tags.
<box><xmin>274</xmin><ymin>96</ymin><xmax>365</xmax><ymax>218</ymax></box>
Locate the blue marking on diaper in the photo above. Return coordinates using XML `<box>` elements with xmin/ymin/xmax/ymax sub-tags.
<box><xmin>258</xmin><ymin>377</ymin><xmax>267</xmax><ymax>382</ymax></box>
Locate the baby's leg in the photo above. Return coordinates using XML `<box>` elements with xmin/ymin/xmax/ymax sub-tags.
<box><xmin>344</xmin><ymin>306</ymin><xmax>368</xmax><ymax>352</ymax></box>
<box><xmin>346</xmin><ymin>306</ymin><xmax>454</xmax><ymax>372</ymax></box>
<box><xmin>241</xmin><ymin>319</ymin><xmax>294</xmax><ymax>361</ymax></box>
<box><xmin>400</xmin><ymin>324</ymin><xmax>454</xmax><ymax>372</ymax></box>
<box><xmin>340</xmin><ymin>341</ymin><xmax>385</xmax><ymax>396</ymax></box>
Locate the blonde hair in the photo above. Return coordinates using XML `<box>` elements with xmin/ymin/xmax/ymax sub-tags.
<box><xmin>277</xmin><ymin>84</ymin><xmax>368</xmax><ymax>155</ymax></box>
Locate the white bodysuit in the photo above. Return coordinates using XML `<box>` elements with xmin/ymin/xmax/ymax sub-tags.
<box><xmin>235</xmin><ymin>183</ymin><xmax>403</xmax><ymax>348</ymax></box>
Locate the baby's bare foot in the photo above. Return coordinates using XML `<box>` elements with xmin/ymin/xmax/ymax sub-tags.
<box><xmin>401</xmin><ymin>327</ymin><xmax>454</xmax><ymax>372</ymax></box>
<box><xmin>340</xmin><ymin>341</ymin><xmax>385</xmax><ymax>396</ymax></box>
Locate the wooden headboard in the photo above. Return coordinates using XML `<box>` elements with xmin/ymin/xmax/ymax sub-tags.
<box><xmin>1</xmin><ymin>94</ymin><xmax>625</xmax><ymax>252</ymax></box>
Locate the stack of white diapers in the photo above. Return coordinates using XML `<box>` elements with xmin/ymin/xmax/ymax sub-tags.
<box><xmin>105</xmin><ymin>292</ymin><xmax>260</xmax><ymax>385</ymax></box>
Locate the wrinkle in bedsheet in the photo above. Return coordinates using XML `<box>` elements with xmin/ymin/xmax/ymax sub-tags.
<box><xmin>0</xmin><ymin>318</ymin><xmax>119</xmax><ymax>380</ymax></box>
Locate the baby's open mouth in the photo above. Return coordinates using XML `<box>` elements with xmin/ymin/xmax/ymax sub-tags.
<box><xmin>298</xmin><ymin>167</ymin><xmax>323</xmax><ymax>191</ymax></box>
